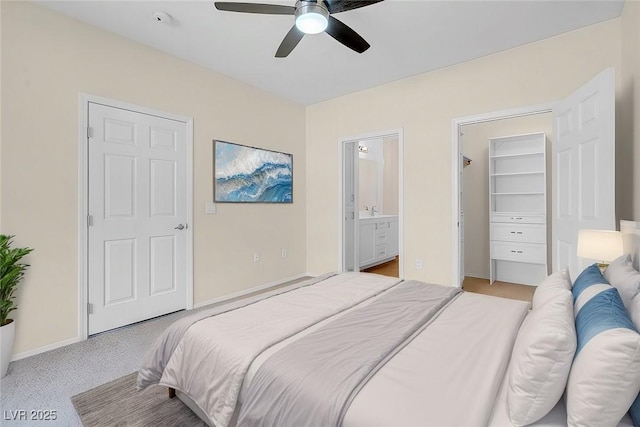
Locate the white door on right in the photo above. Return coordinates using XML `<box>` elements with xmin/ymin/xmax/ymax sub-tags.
<box><xmin>553</xmin><ymin>68</ymin><xmax>615</xmax><ymax>280</ymax></box>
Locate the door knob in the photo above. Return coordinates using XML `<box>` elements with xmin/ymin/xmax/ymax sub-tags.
<box><xmin>174</xmin><ymin>224</ymin><xmax>186</xmax><ymax>230</ymax></box>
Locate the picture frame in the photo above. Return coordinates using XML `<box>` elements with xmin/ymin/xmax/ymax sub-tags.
<box><xmin>214</xmin><ymin>140</ymin><xmax>293</xmax><ymax>203</ymax></box>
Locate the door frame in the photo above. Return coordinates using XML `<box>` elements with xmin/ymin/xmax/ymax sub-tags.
<box><xmin>77</xmin><ymin>93</ymin><xmax>194</xmax><ymax>340</ymax></box>
<box><xmin>450</xmin><ymin>102</ymin><xmax>554</xmax><ymax>288</ymax></box>
<box><xmin>341</xmin><ymin>140</ymin><xmax>360</xmax><ymax>272</ymax></box>
<box><xmin>338</xmin><ymin>128</ymin><xmax>404</xmax><ymax>278</ymax></box>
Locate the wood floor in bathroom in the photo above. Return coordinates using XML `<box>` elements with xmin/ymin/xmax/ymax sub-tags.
<box><xmin>362</xmin><ymin>257</ymin><xmax>399</xmax><ymax>277</ymax></box>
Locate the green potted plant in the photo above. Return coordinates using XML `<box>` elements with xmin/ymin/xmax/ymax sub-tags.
<box><xmin>0</xmin><ymin>235</ymin><xmax>33</xmax><ymax>378</ymax></box>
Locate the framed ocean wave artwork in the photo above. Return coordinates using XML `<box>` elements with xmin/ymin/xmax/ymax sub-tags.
<box><xmin>214</xmin><ymin>140</ymin><xmax>293</xmax><ymax>203</ymax></box>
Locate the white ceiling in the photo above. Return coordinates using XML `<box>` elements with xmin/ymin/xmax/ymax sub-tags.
<box><xmin>36</xmin><ymin>0</ymin><xmax>624</xmax><ymax>105</ymax></box>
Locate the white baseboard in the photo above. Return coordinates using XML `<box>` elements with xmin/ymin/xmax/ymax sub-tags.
<box><xmin>305</xmin><ymin>271</ymin><xmax>328</xmax><ymax>278</ymax></box>
<box><xmin>193</xmin><ymin>272</ymin><xmax>313</xmax><ymax>309</ymax></box>
<box><xmin>12</xmin><ymin>336</ymin><xmax>83</xmax><ymax>362</ymax></box>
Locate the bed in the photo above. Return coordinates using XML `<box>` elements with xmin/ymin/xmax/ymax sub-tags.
<box><xmin>138</xmin><ymin>221</ymin><xmax>640</xmax><ymax>427</ymax></box>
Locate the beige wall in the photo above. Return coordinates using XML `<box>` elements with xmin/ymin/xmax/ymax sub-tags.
<box><xmin>0</xmin><ymin>1</ymin><xmax>3</xmax><ymax>231</ymax></box>
<box><xmin>1</xmin><ymin>2</ymin><xmax>307</xmax><ymax>355</ymax></box>
<box><xmin>462</xmin><ymin>115</ymin><xmax>552</xmax><ymax>279</ymax></box>
<box><xmin>621</xmin><ymin>1</ymin><xmax>640</xmax><ymax>219</ymax></box>
<box><xmin>306</xmin><ymin>19</ymin><xmax>622</xmax><ymax>283</ymax></box>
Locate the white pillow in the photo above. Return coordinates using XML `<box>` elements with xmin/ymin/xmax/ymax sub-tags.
<box><xmin>532</xmin><ymin>268</ymin><xmax>572</xmax><ymax>309</ymax></box>
<box><xmin>630</xmin><ymin>295</ymin><xmax>640</xmax><ymax>333</ymax></box>
<box><xmin>604</xmin><ymin>254</ymin><xmax>640</xmax><ymax>312</ymax></box>
<box><xmin>507</xmin><ymin>289</ymin><xmax>576</xmax><ymax>426</ymax></box>
<box><xmin>567</xmin><ymin>265</ymin><xmax>640</xmax><ymax>427</ymax></box>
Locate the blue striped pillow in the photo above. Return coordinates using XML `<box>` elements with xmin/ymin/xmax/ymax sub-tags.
<box><xmin>567</xmin><ymin>264</ymin><xmax>640</xmax><ymax>426</ymax></box>
<box><xmin>574</xmin><ymin>287</ymin><xmax>636</xmax><ymax>353</ymax></box>
<box><xmin>572</xmin><ymin>264</ymin><xmax>638</xmax><ymax>352</ymax></box>
<box><xmin>572</xmin><ymin>264</ymin><xmax>609</xmax><ymax>303</ymax></box>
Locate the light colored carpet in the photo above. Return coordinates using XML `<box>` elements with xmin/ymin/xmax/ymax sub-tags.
<box><xmin>72</xmin><ymin>373</ymin><xmax>205</xmax><ymax>427</ymax></box>
<box><xmin>0</xmin><ymin>308</ymin><xmax>189</xmax><ymax>427</ymax></box>
<box><xmin>0</xmin><ymin>276</ymin><xmax>311</xmax><ymax>426</ymax></box>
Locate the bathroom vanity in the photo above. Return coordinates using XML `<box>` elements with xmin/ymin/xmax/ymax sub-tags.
<box><xmin>359</xmin><ymin>215</ymin><xmax>399</xmax><ymax>269</ymax></box>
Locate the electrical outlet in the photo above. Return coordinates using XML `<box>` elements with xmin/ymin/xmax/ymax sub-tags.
<box><xmin>281</xmin><ymin>248</ymin><xmax>287</xmax><ymax>258</ymax></box>
<box><xmin>253</xmin><ymin>252</ymin><xmax>260</xmax><ymax>263</ymax></box>
<box><xmin>416</xmin><ymin>259</ymin><xmax>424</xmax><ymax>270</ymax></box>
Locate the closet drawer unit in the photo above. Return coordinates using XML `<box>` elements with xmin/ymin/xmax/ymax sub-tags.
<box><xmin>491</xmin><ymin>213</ymin><xmax>545</xmax><ymax>224</ymax></box>
<box><xmin>491</xmin><ymin>223</ymin><xmax>545</xmax><ymax>244</ymax></box>
<box><xmin>375</xmin><ymin>244</ymin><xmax>387</xmax><ymax>259</ymax></box>
<box><xmin>491</xmin><ymin>242</ymin><xmax>546</xmax><ymax>264</ymax></box>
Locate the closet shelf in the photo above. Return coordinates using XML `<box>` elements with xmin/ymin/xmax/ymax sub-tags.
<box><xmin>491</xmin><ymin>192</ymin><xmax>545</xmax><ymax>196</ymax></box>
<box><xmin>492</xmin><ymin>211</ymin><xmax>546</xmax><ymax>216</ymax></box>
<box><xmin>489</xmin><ymin>132</ymin><xmax>548</xmax><ymax>287</ymax></box>
<box><xmin>489</xmin><ymin>151</ymin><xmax>544</xmax><ymax>160</ymax></box>
<box><xmin>490</xmin><ymin>171</ymin><xmax>544</xmax><ymax>177</ymax></box>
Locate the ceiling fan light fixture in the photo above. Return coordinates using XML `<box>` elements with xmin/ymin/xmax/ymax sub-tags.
<box><xmin>295</xmin><ymin>2</ymin><xmax>329</xmax><ymax>34</ymax></box>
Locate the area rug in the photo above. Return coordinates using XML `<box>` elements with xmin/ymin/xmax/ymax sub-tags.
<box><xmin>71</xmin><ymin>373</ymin><xmax>207</xmax><ymax>426</ymax></box>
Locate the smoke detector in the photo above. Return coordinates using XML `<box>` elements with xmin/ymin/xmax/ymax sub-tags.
<box><xmin>152</xmin><ymin>11</ymin><xmax>173</xmax><ymax>24</ymax></box>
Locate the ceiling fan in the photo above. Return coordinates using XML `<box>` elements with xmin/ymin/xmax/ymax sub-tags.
<box><xmin>214</xmin><ymin>0</ymin><xmax>384</xmax><ymax>57</ymax></box>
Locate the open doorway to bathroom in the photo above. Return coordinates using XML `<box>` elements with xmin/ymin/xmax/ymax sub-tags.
<box><xmin>340</xmin><ymin>130</ymin><xmax>403</xmax><ymax>278</ymax></box>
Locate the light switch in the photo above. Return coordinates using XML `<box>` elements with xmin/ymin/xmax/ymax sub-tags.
<box><xmin>206</xmin><ymin>202</ymin><xmax>216</xmax><ymax>214</ymax></box>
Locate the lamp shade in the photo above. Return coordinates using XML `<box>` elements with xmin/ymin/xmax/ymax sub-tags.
<box><xmin>577</xmin><ymin>229</ymin><xmax>624</xmax><ymax>262</ymax></box>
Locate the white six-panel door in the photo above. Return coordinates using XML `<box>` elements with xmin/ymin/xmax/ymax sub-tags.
<box><xmin>88</xmin><ymin>103</ymin><xmax>188</xmax><ymax>335</ymax></box>
<box><xmin>552</xmin><ymin>68</ymin><xmax>615</xmax><ymax>280</ymax></box>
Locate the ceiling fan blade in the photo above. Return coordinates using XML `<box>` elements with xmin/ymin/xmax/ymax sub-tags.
<box><xmin>214</xmin><ymin>2</ymin><xmax>295</xmax><ymax>15</ymax></box>
<box><xmin>276</xmin><ymin>25</ymin><xmax>305</xmax><ymax>58</ymax></box>
<box><xmin>325</xmin><ymin>16</ymin><xmax>370</xmax><ymax>54</ymax></box>
<box><xmin>323</xmin><ymin>0</ymin><xmax>383</xmax><ymax>14</ymax></box>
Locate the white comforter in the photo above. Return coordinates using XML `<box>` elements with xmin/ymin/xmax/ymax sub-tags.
<box><xmin>343</xmin><ymin>292</ymin><xmax>529</xmax><ymax>427</ymax></box>
<box><xmin>147</xmin><ymin>273</ymin><xmax>538</xmax><ymax>426</ymax></box>
<box><xmin>240</xmin><ymin>288</ymin><xmax>530</xmax><ymax>427</ymax></box>
<box><xmin>157</xmin><ymin>273</ymin><xmax>401</xmax><ymax>427</ymax></box>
